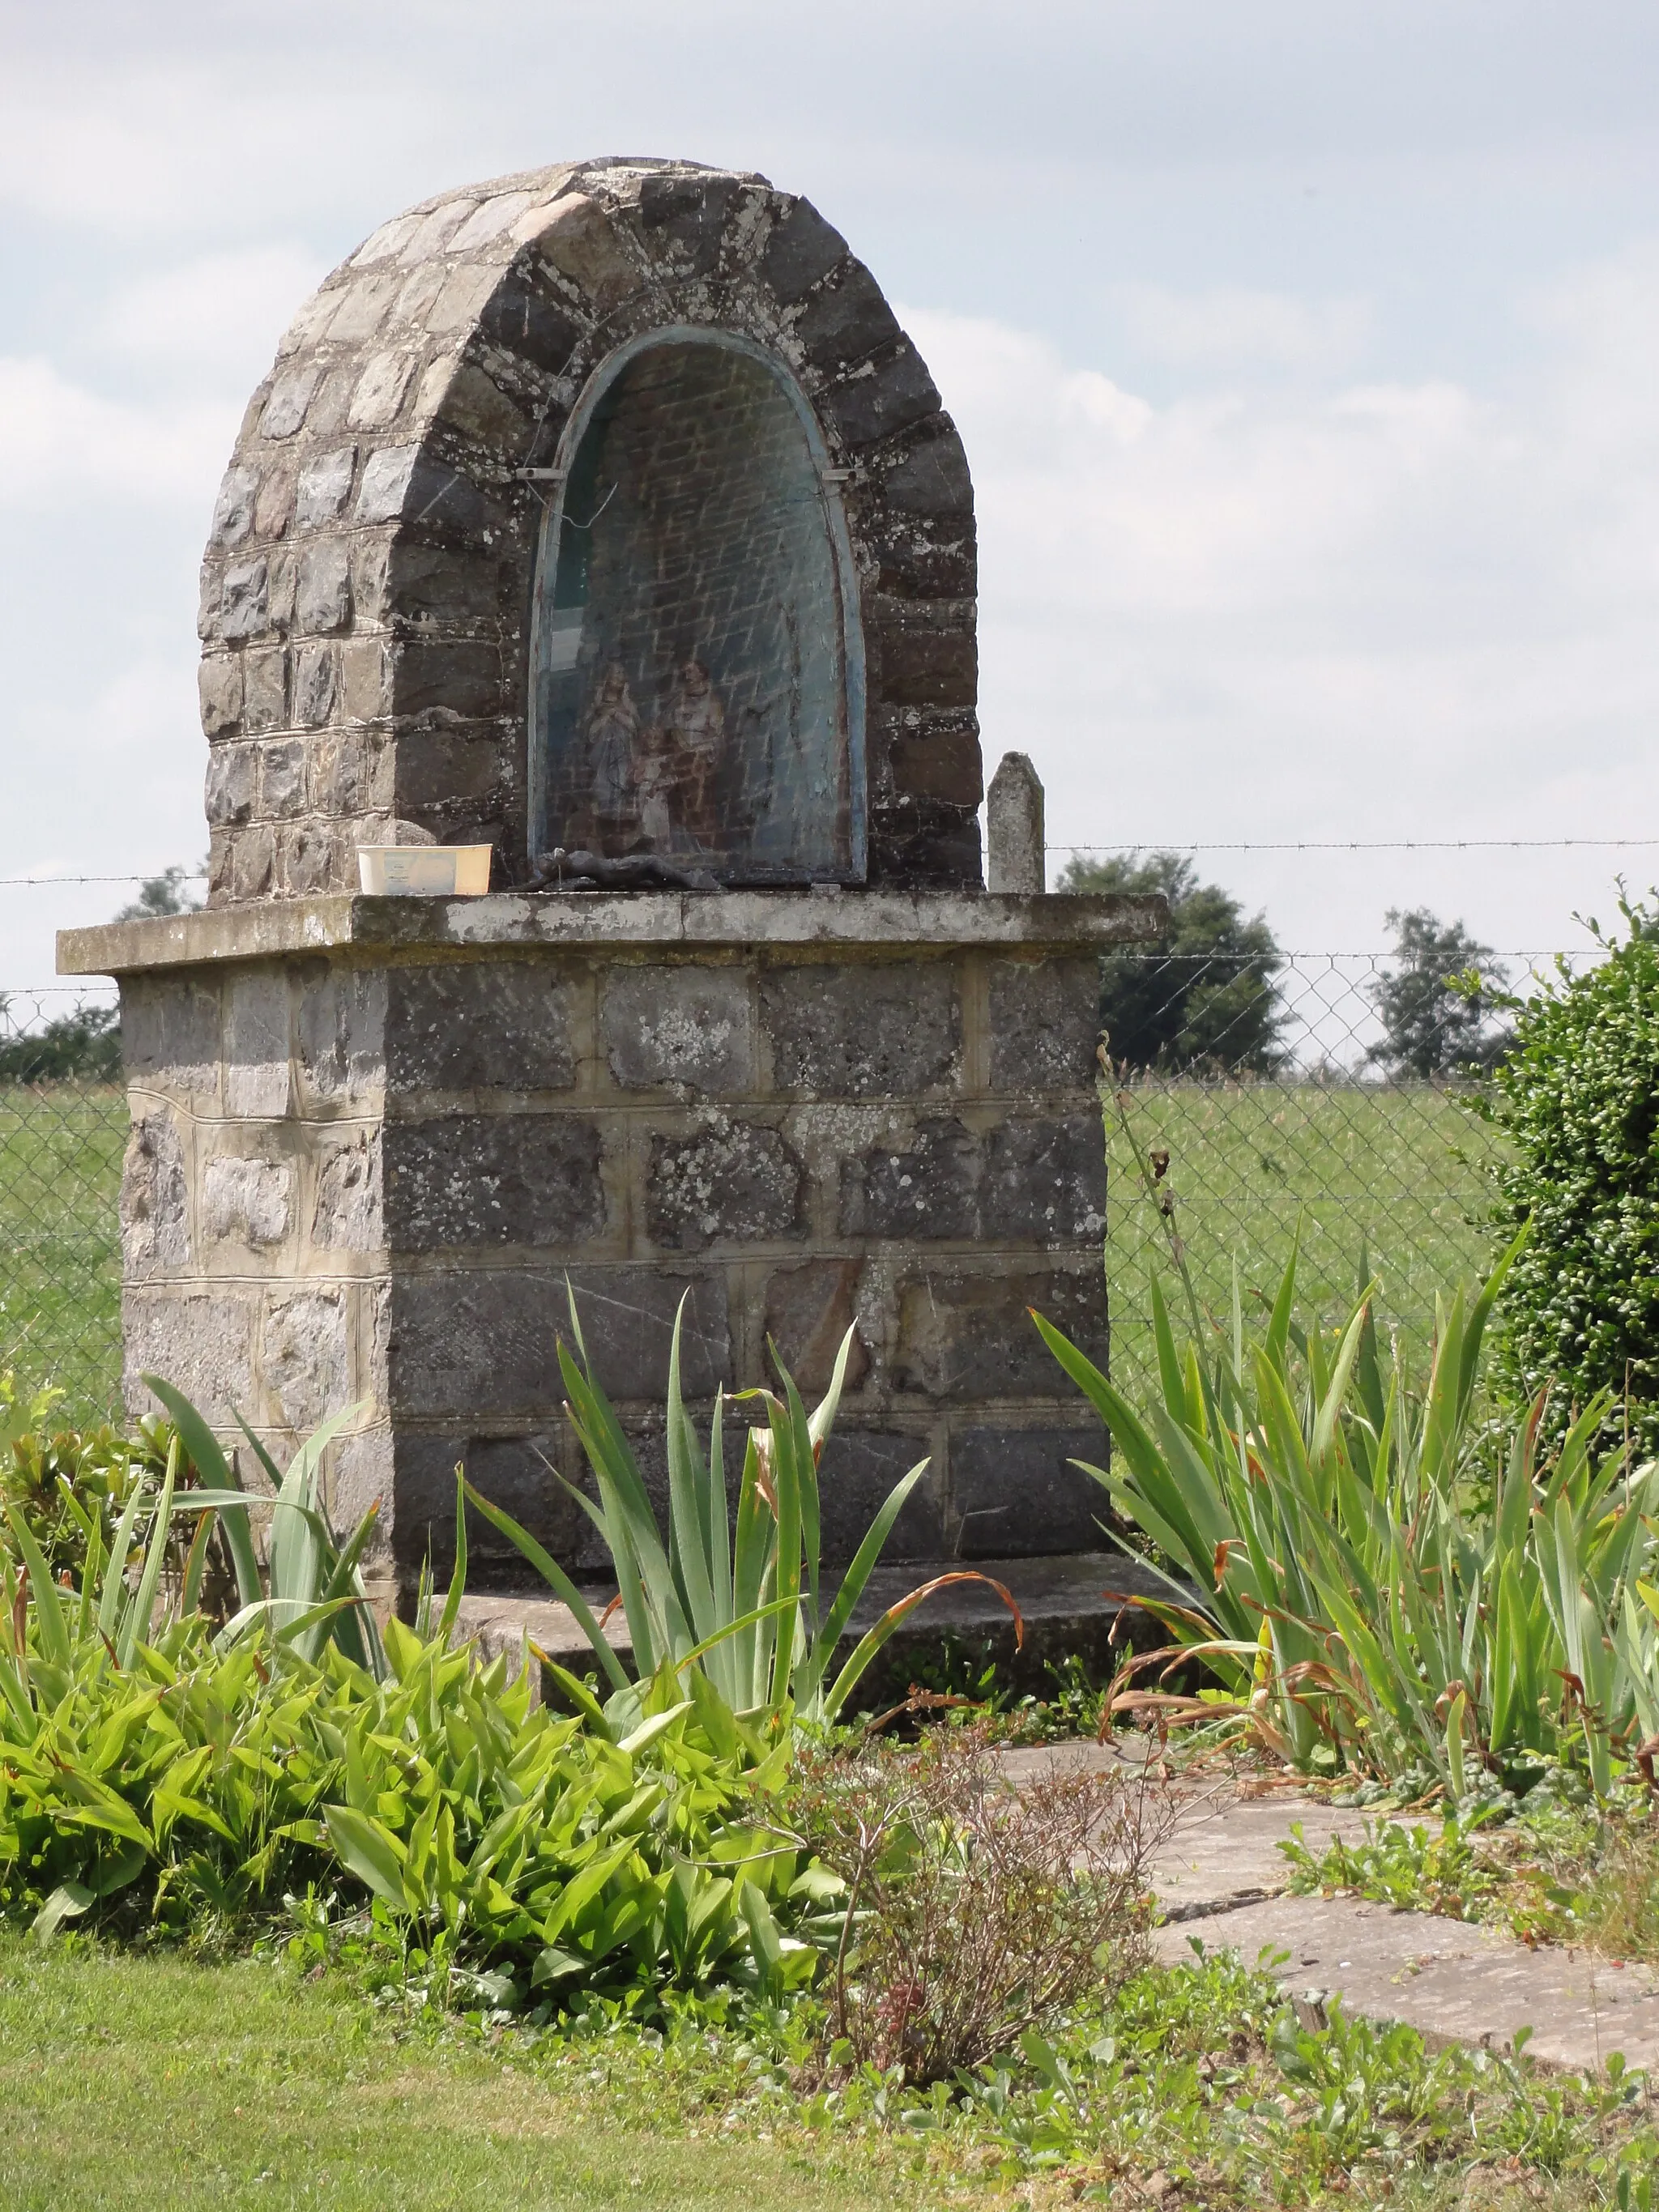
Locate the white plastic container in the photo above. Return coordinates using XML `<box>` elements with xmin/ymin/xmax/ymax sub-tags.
<box><xmin>356</xmin><ymin>845</ymin><xmax>493</xmax><ymax>897</ymax></box>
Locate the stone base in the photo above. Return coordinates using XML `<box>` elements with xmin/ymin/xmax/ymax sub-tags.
<box><xmin>60</xmin><ymin>887</ymin><xmax>1162</xmax><ymax>1605</ymax></box>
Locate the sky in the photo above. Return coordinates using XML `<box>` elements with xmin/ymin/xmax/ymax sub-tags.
<box><xmin>3</xmin><ymin>0</ymin><xmax>1658</xmax><ymax>998</ymax></box>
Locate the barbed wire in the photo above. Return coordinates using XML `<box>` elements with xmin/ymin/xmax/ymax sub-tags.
<box><xmin>1048</xmin><ymin>838</ymin><xmax>1659</xmax><ymax>855</ymax></box>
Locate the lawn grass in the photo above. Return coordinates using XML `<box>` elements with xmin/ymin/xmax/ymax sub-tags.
<box><xmin>0</xmin><ymin>1081</ymin><xmax>126</xmax><ymax>1423</ymax></box>
<box><xmin>1106</xmin><ymin>1076</ymin><xmax>1505</xmax><ymax>1398</ymax></box>
<box><xmin>0</xmin><ymin>1936</ymin><xmax>923</xmax><ymax>2212</ymax></box>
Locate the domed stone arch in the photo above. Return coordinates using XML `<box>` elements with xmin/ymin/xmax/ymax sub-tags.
<box><xmin>198</xmin><ymin>157</ymin><xmax>979</xmax><ymax>903</ymax></box>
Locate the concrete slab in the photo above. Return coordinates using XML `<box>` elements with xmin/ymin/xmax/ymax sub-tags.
<box><xmin>1155</xmin><ymin>1892</ymin><xmax>1659</xmax><ymax>2073</ymax></box>
<box><xmin>1151</xmin><ymin>1790</ymin><xmax>1371</xmax><ymax>1920</ymax></box>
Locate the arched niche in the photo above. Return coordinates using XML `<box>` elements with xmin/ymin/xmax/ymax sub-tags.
<box><xmin>531</xmin><ymin>329</ymin><xmax>865</xmax><ymax>884</ymax></box>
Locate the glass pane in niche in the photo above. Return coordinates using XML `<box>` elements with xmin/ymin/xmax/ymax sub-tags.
<box><xmin>533</xmin><ymin>336</ymin><xmax>862</xmax><ymax>884</ymax></box>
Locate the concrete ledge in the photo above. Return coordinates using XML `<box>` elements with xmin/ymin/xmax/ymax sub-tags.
<box><xmin>58</xmin><ymin>888</ymin><xmax>1165</xmax><ymax>978</ymax></box>
<box><xmin>454</xmin><ymin>1548</ymin><xmax>1179</xmax><ymax>1710</ymax></box>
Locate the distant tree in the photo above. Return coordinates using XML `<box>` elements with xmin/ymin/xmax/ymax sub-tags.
<box><xmin>1060</xmin><ymin>850</ymin><xmax>1284</xmax><ymax>1072</ymax></box>
<box><xmin>114</xmin><ymin>863</ymin><xmax>203</xmax><ymax>923</ymax></box>
<box><xmin>0</xmin><ymin>1000</ymin><xmax>121</xmax><ymax>1084</ymax></box>
<box><xmin>1367</xmin><ymin>908</ymin><xmax>1511</xmax><ymax>1080</ymax></box>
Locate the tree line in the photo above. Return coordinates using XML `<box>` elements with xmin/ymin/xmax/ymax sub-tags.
<box><xmin>1060</xmin><ymin>850</ymin><xmax>1511</xmax><ymax>1080</ymax></box>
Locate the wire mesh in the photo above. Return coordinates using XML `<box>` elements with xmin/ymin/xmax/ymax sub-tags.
<box><xmin>0</xmin><ymin>953</ymin><xmax>1589</xmax><ymax>1425</ymax></box>
<box><xmin>1095</xmin><ymin>949</ymin><xmax>1592</xmax><ymax>1400</ymax></box>
<box><xmin>0</xmin><ymin>987</ymin><xmax>127</xmax><ymax>1423</ymax></box>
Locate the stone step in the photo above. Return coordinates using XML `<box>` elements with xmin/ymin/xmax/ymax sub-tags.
<box><xmin>454</xmin><ymin>1549</ymin><xmax>1179</xmax><ymax>1707</ymax></box>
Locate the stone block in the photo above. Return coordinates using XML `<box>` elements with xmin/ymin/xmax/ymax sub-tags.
<box><xmin>259</xmin><ymin>739</ymin><xmax>305</xmax><ymax>819</ymax></box>
<box><xmin>204</xmin><ymin>744</ymin><xmax>256</xmax><ymax>828</ymax></box>
<box><xmin>823</xmin><ymin>343</ymin><xmax>940</xmax><ymax>451</ymax></box>
<box><xmin>794</xmin><ymin>263</ymin><xmax>900</xmax><ymax>369</ymax></box>
<box><xmin>839</xmin><ymin>1117</ymin><xmax>978</xmax><ymax>1239</ymax></box>
<box><xmin>981</xmin><ymin>1116</ymin><xmax>1105</xmax><ymax>1245</ymax></box>
<box><xmin>759</xmin><ymin>198</ymin><xmax>847</xmax><ymax>303</ymax></box>
<box><xmin>262</xmin><ymin>1288</ymin><xmax>349</xmax><ymax>1432</ymax></box>
<box><xmin>638</xmin><ymin>171</ymin><xmax>741</xmax><ymax>275</ymax></box>
<box><xmin>120</xmin><ymin>1110</ymin><xmax>190</xmax><ymax>1276</ymax></box>
<box><xmin>313</xmin><ymin>1130</ymin><xmax>383</xmax><ymax>1251</ymax></box>
<box><xmin>296</xmin><ymin>447</ymin><xmax>356</xmax><ymax>530</ymax></box>
<box><xmin>198</xmin><ymin>654</ymin><xmax>243</xmax><ymax>738</ymax></box>
<box><xmin>254</xmin><ymin>465</ymin><xmax>295</xmax><ymax>539</ymax></box>
<box><xmin>874</xmin><ymin>620</ymin><xmax>976</xmax><ymax>710</ymax></box>
<box><xmin>424</xmin><ymin>359</ymin><xmax>533</xmax><ymax>450</ymax></box>
<box><xmin>348</xmin><ymin>350</ymin><xmax>420</xmax><ymax>431</ymax></box>
<box><xmin>532</xmin><ymin>193</ymin><xmax>638</xmax><ymax>313</ymax></box>
<box><xmin>889</xmin><ymin>727</ymin><xmax>982</xmax><ymax>807</ymax></box>
<box><xmin>121</xmin><ymin>977</ymin><xmax>221</xmax><ymax>1095</ymax></box>
<box><xmin>230</xmin><ymin>826</ymin><xmax>275</xmax><ymax>901</ymax></box>
<box><xmin>761</xmin><ymin>961</ymin><xmax>960</xmax><ymax>1097</ymax></box>
<box><xmin>393</xmin><ymin>1430</ymin><xmax>586</xmax><ymax>1579</ymax></box>
<box><xmin>389</xmin><ymin>1266</ymin><xmax>730</xmax><ymax>1417</ymax></box>
<box><xmin>295</xmin><ymin>962</ymin><xmax>386</xmax><ymax>1106</ymax></box>
<box><xmin>382</xmin><ymin>1114</ymin><xmax>605</xmax><ymax>1251</ymax></box>
<box><xmin>761</xmin><ymin>1257</ymin><xmax>868</xmax><ymax>1393</ymax></box>
<box><xmin>816</xmin><ymin>1427</ymin><xmax>942</xmax><ymax>1565</ymax></box>
<box><xmin>202</xmin><ymin>1153</ymin><xmax>292</xmax><ymax>1250</ymax></box>
<box><xmin>879</xmin><ymin>425</ymin><xmax>974</xmax><ymax>518</ymax></box>
<box><xmin>478</xmin><ymin>275</ymin><xmax>583</xmax><ymax>377</ymax></box>
<box><xmin>892</xmin><ymin>1264</ymin><xmax>1107</xmax><ymax>1400</ymax></box>
<box><xmin>225</xmin><ymin>970</ymin><xmax>292</xmax><ymax>1118</ymax></box>
<box><xmin>296</xmin><ymin>541</ymin><xmax>352</xmax><ymax>634</ymax></box>
<box><xmin>949</xmin><ymin>1425</ymin><xmax>1111</xmax><ymax>1558</ymax></box>
<box><xmin>600</xmin><ymin>965</ymin><xmax>751</xmax><ymax>1093</ymax></box>
<box><xmin>241</xmin><ymin>646</ymin><xmax>288</xmax><ymax>732</ymax></box>
<box><xmin>385</xmin><ymin>961</ymin><xmax>576</xmax><ymax>1093</ymax></box>
<box><xmin>987</xmin><ymin>959</ymin><xmax>1102</xmax><ymax>1094</ymax></box>
<box><xmin>387</xmin><ymin>639</ymin><xmax>505</xmax><ymax>719</ymax></box>
<box><xmin>292</xmin><ymin>644</ymin><xmax>338</xmax><ymax>727</ymax></box>
<box><xmin>340</xmin><ymin>637</ymin><xmax>388</xmax><ymax>723</ymax></box>
<box><xmin>355</xmin><ymin>444</ymin><xmax>485</xmax><ymax>538</ymax></box>
<box><xmin>219</xmin><ymin>556</ymin><xmax>269</xmax><ymax>641</ymax></box>
<box><xmin>210</xmin><ymin>463</ymin><xmax>257</xmax><ymax>549</ymax></box>
<box><xmin>125</xmin><ymin>1290</ymin><xmax>254</xmax><ymax>1426</ymax></box>
<box><xmin>280</xmin><ymin>820</ymin><xmax>337</xmax><ymax>895</ymax></box>
<box><xmin>646</xmin><ymin>1119</ymin><xmax>804</xmax><ymax>1252</ymax></box>
<box><xmin>259</xmin><ymin>364</ymin><xmax>321</xmax><ymax>439</ymax></box>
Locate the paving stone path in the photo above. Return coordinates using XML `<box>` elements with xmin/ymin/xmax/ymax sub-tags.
<box><xmin>999</xmin><ymin>1745</ymin><xmax>1659</xmax><ymax>2074</ymax></box>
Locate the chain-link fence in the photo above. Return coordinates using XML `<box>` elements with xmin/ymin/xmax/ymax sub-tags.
<box><xmin>0</xmin><ymin>953</ymin><xmax>1590</xmax><ymax>1423</ymax></box>
<box><xmin>0</xmin><ymin>987</ymin><xmax>127</xmax><ymax>1422</ymax></box>
<box><xmin>1095</xmin><ymin>950</ymin><xmax>1559</xmax><ymax>1397</ymax></box>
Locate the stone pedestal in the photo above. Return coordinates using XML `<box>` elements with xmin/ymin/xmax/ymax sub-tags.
<box><xmin>62</xmin><ymin>886</ymin><xmax>1158</xmax><ymax>1605</ymax></box>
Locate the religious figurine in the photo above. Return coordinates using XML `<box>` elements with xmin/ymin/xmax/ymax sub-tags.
<box><xmin>583</xmin><ymin>664</ymin><xmax>641</xmax><ymax>837</ymax></box>
<box><xmin>664</xmin><ymin>658</ymin><xmax>727</xmax><ymax>843</ymax></box>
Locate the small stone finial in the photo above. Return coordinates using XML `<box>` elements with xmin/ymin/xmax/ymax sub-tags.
<box><xmin>986</xmin><ymin>752</ymin><xmax>1045</xmax><ymax>894</ymax></box>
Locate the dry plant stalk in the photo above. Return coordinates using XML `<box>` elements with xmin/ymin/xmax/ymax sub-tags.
<box><xmin>796</xmin><ymin>1724</ymin><xmax>1174</xmax><ymax>2084</ymax></box>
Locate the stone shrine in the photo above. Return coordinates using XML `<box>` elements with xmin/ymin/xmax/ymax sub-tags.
<box><xmin>62</xmin><ymin>158</ymin><xmax>1163</xmax><ymax>1626</ymax></box>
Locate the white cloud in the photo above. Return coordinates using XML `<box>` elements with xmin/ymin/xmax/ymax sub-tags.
<box><xmin>904</xmin><ymin>263</ymin><xmax>1659</xmax><ymax>950</ymax></box>
<box><xmin>1116</xmin><ymin>284</ymin><xmax>1372</xmax><ymax>373</ymax></box>
<box><xmin>0</xmin><ymin>356</ymin><xmax>235</xmax><ymax>508</ymax></box>
<box><xmin>104</xmin><ymin>246</ymin><xmax>329</xmax><ymax>381</ymax></box>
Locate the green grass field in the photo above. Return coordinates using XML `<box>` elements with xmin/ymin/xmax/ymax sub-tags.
<box><xmin>1104</xmin><ymin>1077</ymin><xmax>1506</xmax><ymax>1396</ymax></box>
<box><xmin>0</xmin><ymin>1077</ymin><xmax>1506</xmax><ymax>1427</ymax></box>
<box><xmin>0</xmin><ymin>1083</ymin><xmax>127</xmax><ymax>1422</ymax></box>
<box><xmin>0</xmin><ymin>1938</ymin><xmax>916</xmax><ymax>2212</ymax></box>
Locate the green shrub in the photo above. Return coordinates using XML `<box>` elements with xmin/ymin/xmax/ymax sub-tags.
<box><xmin>1038</xmin><ymin>1234</ymin><xmax>1659</xmax><ymax>1799</ymax></box>
<box><xmin>1478</xmin><ymin>891</ymin><xmax>1659</xmax><ymax>1452</ymax></box>
<box><xmin>473</xmin><ymin>1296</ymin><xmax>1013</xmax><ymax>1729</ymax></box>
<box><xmin>0</xmin><ymin>1555</ymin><xmax>832</xmax><ymax>2005</ymax></box>
<box><xmin>1</xmin><ymin>1372</ymin><xmax>173</xmax><ymax>1582</ymax></box>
